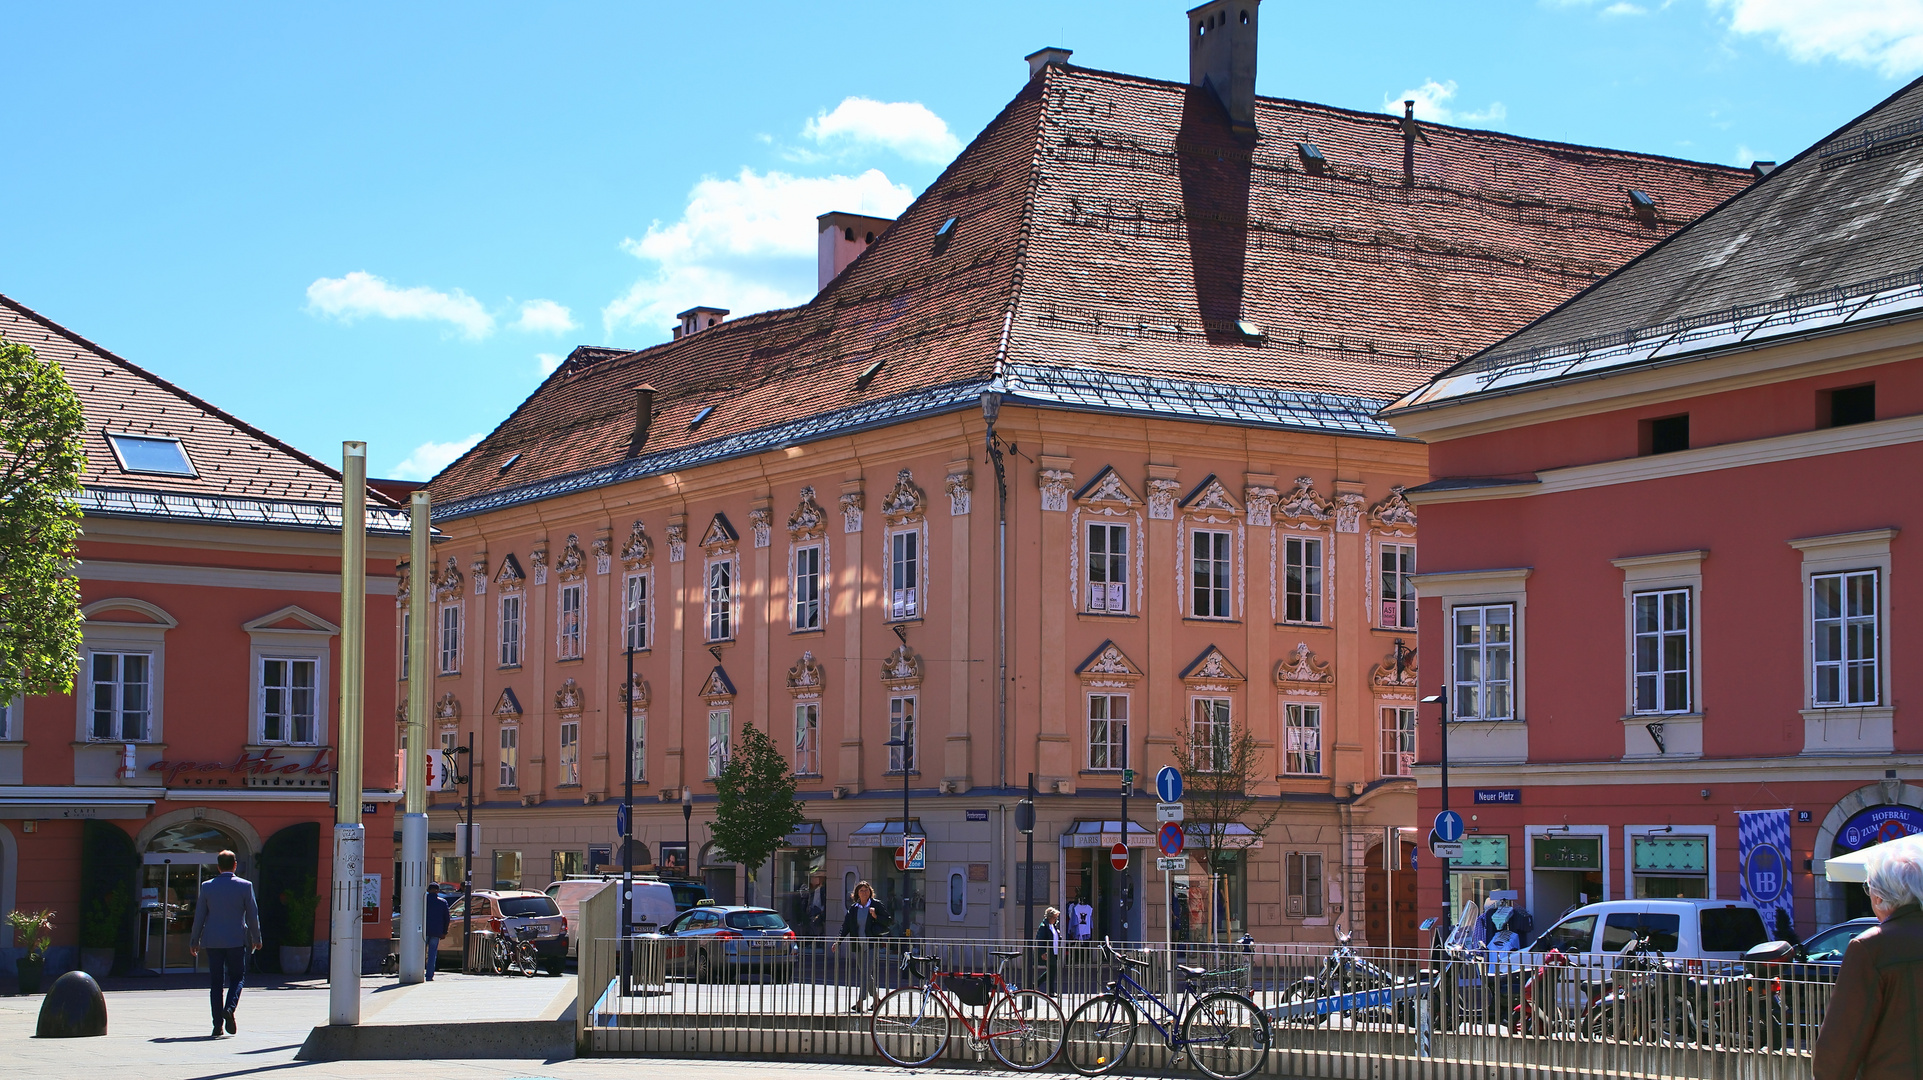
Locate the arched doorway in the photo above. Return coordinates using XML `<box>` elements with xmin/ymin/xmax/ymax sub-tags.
<box><xmin>1815</xmin><ymin>781</ymin><xmax>1923</xmax><ymax>926</ymax></box>
<box><xmin>257</xmin><ymin>823</ymin><xmax>321</xmax><ymax>973</ymax></box>
<box><xmin>699</xmin><ymin>841</ymin><xmax>737</xmax><ymax>906</ymax></box>
<box><xmin>139</xmin><ymin>819</ymin><xmax>246</xmax><ymax>973</ymax></box>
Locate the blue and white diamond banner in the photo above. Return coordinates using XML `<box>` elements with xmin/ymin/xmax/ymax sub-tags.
<box><xmin>1738</xmin><ymin>808</ymin><xmax>1795</xmax><ymax>939</ymax></box>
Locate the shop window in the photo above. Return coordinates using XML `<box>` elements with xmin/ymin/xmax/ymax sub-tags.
<box><xmin>1286</xmin><ymin>852</ymin><xmax>1324</xmax><ymax>917</ymax></box>
<box><xmin>493</xmin><ymin>850</ymin><xmax>523</xmax><ymax>890</ymax></box>
<box><xmin>1088</xmin><ymin>693</ymin><xmax>1128</xmax><ymax>771</ymax></box>
<box><xmin>1283</xmin><ymin>537</ymin><xmax>1323</xmax><ymax>624</ymax></box>
<box><xmin>1087</xmin><ymin>523</ymin><xmax>1129</xmax><ymax>612</ymax></box>
<box><xmin>552</xmin><ymin>850</ymin><xmax>585</xmax><ymax>883</ymax></box>
<box><xmin>1631</xmin><ymin>832</ymin><xmax>1708</xmax><ymax>898</ymax></box>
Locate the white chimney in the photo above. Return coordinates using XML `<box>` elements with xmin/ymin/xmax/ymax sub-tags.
<box><xmin>1188</xmin><ymin>0</ymin><xmax>1259</xmax><ymax>138</ymax></box>
<box><xmin>1026</xmin><ymin>47</ymin><xmax>1073</xmax><ymax>80</ymax></box>
<box><xmin>673</xmin><ymin>306</ymin><xmax>728</xmax><ymax>340</ymax></box>
<box><xmin>816</xmin><ymin>211</ymin><xmax>895</xmax><ymax>293</ymax></box>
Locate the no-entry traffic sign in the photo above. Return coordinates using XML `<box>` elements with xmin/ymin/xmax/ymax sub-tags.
<box><xmin>1110</xmin><ymin>842</ymin><xmax>1129</xmax><ymax>871</ymax></box>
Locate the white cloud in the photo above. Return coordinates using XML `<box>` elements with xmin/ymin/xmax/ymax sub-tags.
<box><xmin>304</xmin><ymin>271</ymin><xmax>494</xmax><ymax>339</ymax></box>
<box><xmin>1710</xmin><ymin>0</ymin><xmax>1923</xmax><ymax>77</ymax></box>
<box><xmin>389</xmin><ymin>434</ymin><xmax>482</xmax><ymax>481</ymax></box>
<box><xmin>1384</xmin><ymin>80</ymin><xmax>1509</xmax><ymax>127</ymax></box>
<box><xmin>513</xmin><ymin>299</ymin><xmax>578</xmax><ymax>334</ymax></box>
<box><xmin>536</xmin><ymin>352</ymin><xmax>564</xmax><ymax>376</ymax></box>
<box><xmin>1601</xmin><ymin>2</ymin><xmax>1648</xmax><ymax>15</ymax></box>
<box><xmin>604</xmin><ymin>167</ymin><xmax>914</xmax><ymax>337</ymax></box>
<box><xmin>802</xmin><ymin>98</ymin><xmax>962</xmax><ymax>164</ymax></box>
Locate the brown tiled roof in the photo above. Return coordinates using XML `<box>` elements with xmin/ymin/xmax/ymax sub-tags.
<box><xmin>429</xmin><ymin>65</ymin><xmax>1747</xmax><ymax>510</ymax></box>
<box><xmin>0</xmin><ymin>292</ymin><xmax>401</xmax><ymax>529</ymax></box>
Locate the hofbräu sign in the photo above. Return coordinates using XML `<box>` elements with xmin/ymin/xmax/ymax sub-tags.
<box><xmin>149</xmin><ymin>747</ymin><xmax>332</xmax><ymax>789</ymax></box>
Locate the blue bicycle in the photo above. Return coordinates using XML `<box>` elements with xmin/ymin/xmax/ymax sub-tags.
<box><xmin>1063</xmin><ymin>940</ymin><xmax>1271</xmax><ymax>1079</ymax></box>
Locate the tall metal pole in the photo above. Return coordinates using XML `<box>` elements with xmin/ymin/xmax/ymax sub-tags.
<box><xmin>329</xmin><ymin>441</ymin><xmax>368</xmax><ymax>1026</ymax></box>
<box><xmin>398</xmin><ymin>491</ymin><xmax>431</xmax><ymax>984</ymax></box>
<box><xmin>902</xmin><ymin>744</ymin><xmax>912</xmax><ymax>938</ymax></box>
<box><xmin>1023</xmin><ymin>773</ymin><xmax>1036</xmax><ymax>959</ymax></box>
<box><xmin>621</xmin><ymin>641</ymin><xmax>635</xmax><ymax>992</ymax></box>
<box><xmin>1439</xmin><ymin>692</ymin><xmax>1452</xmax><ymax>929</ymax></box>
<box><xmin>1120</xmin><ymin>768</ymin><xmax>1130</xmax><ymax>941</ymax></box>
<box><xmin>462</xmin><ymin>733</ymin><xmax>476</xmax><ymax>971</ymax></box>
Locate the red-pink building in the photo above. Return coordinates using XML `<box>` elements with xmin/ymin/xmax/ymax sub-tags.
<box><xmin>0</xmin><ymin>295</ymin><xmax>405</xmax><ymax>977</ymax></box>
<box><xmin>1382</xmin><ymin>80</ymin><xmax>1923</xmax><ymax>938</ymax></box>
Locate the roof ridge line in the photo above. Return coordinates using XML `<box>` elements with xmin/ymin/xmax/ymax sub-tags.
<box><xmin>0</xmin><ymin>291</ymin><xmax>399</xmax><ymax>509</ymax></box>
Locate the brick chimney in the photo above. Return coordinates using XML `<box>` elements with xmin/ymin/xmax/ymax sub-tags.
<box><xmin>673</xmin><ymin>306</ymin><xmax>728</xmax><ymax>340</ymax></box>
<box><xmin>816</xmin><ymin>211</ymin><xmax>895</xmax><ymax>293</ymax></box>
<box><xmin>1188</xmin><ymin>0</ymin><xmax>1259</xmax><ymax>139</ymax></box>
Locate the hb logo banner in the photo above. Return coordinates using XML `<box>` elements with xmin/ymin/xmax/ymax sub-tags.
<box><xmin>1738</xmin><ymin>808</ymin><xmax>1795</xmax><ymax>940</ymax></box>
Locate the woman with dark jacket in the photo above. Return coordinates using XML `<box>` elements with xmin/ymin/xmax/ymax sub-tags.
<box><xmin>835</xmin><ymin>881</ymin><xmax>892</xmax><ymax>1012</ymax></box>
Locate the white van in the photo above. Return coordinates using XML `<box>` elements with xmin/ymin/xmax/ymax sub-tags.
<box><xmin>546</xmin><ymin>878</ymin><xmax>679</xmax><ymax>957</ymax></box>
<box><xmin>1493</xmin><ymin>898</ymin><xmax>1772</xmax><ymax>980</ymax></box>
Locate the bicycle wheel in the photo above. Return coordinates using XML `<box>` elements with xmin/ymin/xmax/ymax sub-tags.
<box><xmin>1182</xmin><ymin>992</ymin><xmax>1271</xmax><ymax>1080</ymax></box>
<box><xmin>870</xmin><ymin>987</ymin><xmax>951</xmax><ymax>1067</ymax></box>
<box><xmin>488</xmin><ymin>939</ymin><xmax>509</xmax><ymax>976</ymax></box>
<box><xmin>986</xmin><ymin>988</ymin><xmax>1066</xmax><ymax>1071</ymax></box>
<box><xmin>1063</xmin><ymin>993</ymin><xmax>1138</xmax><ymax>1075</ymax></box>
<box><xmin>520</xmin><ymin>945</ymin><xmax>540</xmax><ymax>977</ymax></box>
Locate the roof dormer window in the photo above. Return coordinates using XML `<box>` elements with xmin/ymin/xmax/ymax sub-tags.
<box><xmin>105</xmin><ymin>433</ymin><xmax>197</xmax><ymax>477</ymax></box>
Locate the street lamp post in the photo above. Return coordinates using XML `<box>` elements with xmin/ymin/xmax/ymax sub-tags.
<box><xmin>682</xmin><ymin>786</ymin><xmax>694</xmax><ymax>883</ymax></box>
<box><xmin>621</xmin><ymin>638</ymin><xmax>636</xmax><ymax>993</ymax></box>
<box><xmin>1016</xmin><ymin>775</ymin><xmax>1035</xmax><ymax>980</ymax></box>
<box><xmin>886</xmin><ymin>735</ymin><xmax>913</xmax><ymax>937</ymax></box>
<box><xmin>446</xmin><ymin>739</ymin><xmax>476</xmax><ymax>971</ymax></box>
<box><xmin>1419</xmin><ymin>688</ymin><xmax>1451</xmax><ymax>932</ymax></box>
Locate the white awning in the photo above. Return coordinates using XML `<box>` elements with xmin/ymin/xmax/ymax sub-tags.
<box><xmin>1060</xmin><ymin>819</ymin><xmax>1157</xmax><ymax>848</ymax></box>
<box><xmin>1823</xmin><ymin>832</ymin><xmax>1923</xmax><ymax>883</ymax></box>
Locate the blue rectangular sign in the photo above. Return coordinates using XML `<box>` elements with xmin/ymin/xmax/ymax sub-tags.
<box><xmin>1473</xmin><ymin>789</ymin><xmax>1521</xmax><ymax>805</ymax></box>
<box><xmin>965</xmin><ymin>809</ymin><xmax>989</xmax><ymax>822</ymax></box>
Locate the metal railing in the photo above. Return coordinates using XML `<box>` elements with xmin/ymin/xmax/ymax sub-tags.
<box><xmin>576</xmin><ymin>930</ymin><xmax>1834</xmax><ymax>1077</ymax></box>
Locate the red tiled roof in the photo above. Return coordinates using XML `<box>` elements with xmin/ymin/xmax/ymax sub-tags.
<box><xmin>0</xmin><ymin>292</ymin><xmax>397</xmax><ymax>515</ymax></box>
<box><xmin>429</xmin><ymin>65</ymin><xmax>1748</xmax><ymax>507</ymax></box>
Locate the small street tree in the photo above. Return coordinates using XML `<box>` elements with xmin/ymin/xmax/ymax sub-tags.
<box><xmin>0</xmin><ymin>339</ymin><xmax>86</xmax><ymax>703</ymax></box>
<box><xmin>708</xmin><ymin>721</ymin><xmax>806</xmax><ymax>907</ymax></box>
<box><xmin>1175</xmin><ymin>704</ymin><xmax>1281</xmax><ymax>943</ymax></box>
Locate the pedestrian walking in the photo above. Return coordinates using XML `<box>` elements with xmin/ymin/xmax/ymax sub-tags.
<box><xmin>835</xmin><ymin>880</ymin><xmax>891</xmax><ymax>1012</ymax></box>
<box><xmin>423</xmin><ymin>882</ymin><xmax>452</xmax><ymax>979</ymax></box>
<box><xmin>1032</xmin><ymin>907</ymin><xmax>1062</xmax><ymax>993</ymax></box>
<box><xmin>187</xmin><ymin>850</ymin><xmax>261</xmax><ymax>1039</ymax></box>
<box><xmin>1814</xmin><ymin>837</ymin><xmax>1923</xmax><ymax>1080</ymax></box>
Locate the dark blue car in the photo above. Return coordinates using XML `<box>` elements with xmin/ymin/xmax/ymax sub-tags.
<box><xmin>653</xmin><ymin>903</ymin><xmax>799</xmax><ymax>982</ymax></box>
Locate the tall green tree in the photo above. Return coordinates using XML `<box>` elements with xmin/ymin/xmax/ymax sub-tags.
<box><xmin>0</xmin><ymin>339</ymin><xmax>86</xmax><ymax>702</ymax></box>
<box><xmin>1175</xmin><ymin>706</ymin><xmax>1281</xmax><ymax>942</ymax></box>
<box><xmin>708</xmin><ymin>721</ymin><xmax>806</xmax><ymax>906</ymax></box>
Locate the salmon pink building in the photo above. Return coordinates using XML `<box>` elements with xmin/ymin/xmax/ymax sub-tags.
<box><xmin>1384</xmin><ymin>77</ymin><xmax>1923</xmax><ymax>937</ymax></box>
<box><xmin>416</xmin><ymin>4</ymin><xmax>1747</xmax><ymax>947</ymax></box>
<box><xmin>0</xmin><ymin>295</ymin><xmax>405</xmax><ymax>977</ymax></box>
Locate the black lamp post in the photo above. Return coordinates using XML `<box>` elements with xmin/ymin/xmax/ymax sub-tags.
<box><xmin>1016</xmin><ymin>775</ymin><xmax>1035</xmax><ymax>979</ymax></box>
<box><xmin>681</xmin><ymin>785</ymin><xmax>694</xmax><ymax>882</ymax></box>
<box><xmin>1419</xmin><ymin>688</ymin><xmax>1451</xmax><ymax>931</ymax></box>
<box><xmin>446</xmin><ymin>740</ymin><xmax>475</xmax><ymax>970</ymax></box>
<box><xmin>621</xmin><ymin>639</ymin><xmax>636</xmax><ymax>992</ymax></box>
<box><xmin>886</xmin><ymin>735</ymin><xmax>914</xmax><ymax>936</ymax></box>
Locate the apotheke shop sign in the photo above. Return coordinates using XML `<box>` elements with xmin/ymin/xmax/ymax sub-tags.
<box><xmin>149</xmin><ymin>747</ymin><xmax>333</xmax><ymax>789</ymax></box>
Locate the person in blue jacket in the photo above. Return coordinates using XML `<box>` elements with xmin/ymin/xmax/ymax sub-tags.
<box><xmin>423</xmin><ymin>883</ymin><xmax>452</xmax><ymax>979</ymax></box>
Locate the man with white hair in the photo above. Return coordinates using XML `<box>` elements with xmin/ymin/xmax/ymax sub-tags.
<box><xmin>1814</xmin><ymin>835</ymin><xmax>1923</xmax><ymax>1080</ymax></box>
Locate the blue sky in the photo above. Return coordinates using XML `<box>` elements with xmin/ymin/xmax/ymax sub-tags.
<box><xmin>5</xmin><ymin>1</ymin><xmax>1920</xmax><ymax>480</ymax></box>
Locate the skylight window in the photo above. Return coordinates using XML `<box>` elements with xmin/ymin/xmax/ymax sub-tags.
<box><xmin>105</xmin><ymin>433</ymin><xmax>196</xmax><ymax>477</ymax></box>
<box><xmin>689</xmin><ymin>405</ymin><xmax>715</xmax><ymax>431</ymax></box>
<box><xmin>1628</xmin><ymin>189</ymin><xmax>1657</xmax><ymax>222</ymax></box>
<box><xmin>498</xmin><ymin>452</ymin><xmax>521</xmax><ymax>474</ymax></box>
<box><xmin>932</xmin><ymin>217</ymin><xmax>958</xmax><ymax>255</ymax></box>
<box><xmin>1297</xmin><ymin>143</ymin><xmax>1327</xmax><ymax>174</ymax></box>
<box><xmin>854</xmin><ymin>357</ymin><xmax>886</xmax><ymax>391</ymax></box>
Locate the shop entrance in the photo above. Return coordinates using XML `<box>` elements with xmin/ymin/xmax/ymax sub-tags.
<box><xmin>139</xmin><ymin>821</ymin><xmax>244</xmax><ymax>973</ymax></box>
<box><xmin>1530</xmin><ymin>833</ymin><xmax>1605</xmax><ymax>926</ymax></box>
<box><xmin>1063</xmin><ymin>847</ymin><xmax>1144</xmax><ymax>943</ymax></box>
<box><xmin>1364</xmin><ymin>840</ymin><xmax>1418</xmax><ymax>950</ymax></box>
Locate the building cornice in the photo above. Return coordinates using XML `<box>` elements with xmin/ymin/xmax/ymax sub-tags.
<box><xmin>80</xmin><ymin>559</ymin><xmax>400</xmax><ymax>596</ymax></box>
<box><xmin>1415</xmin><ymin>754</ymin><xmax>1921</xmax><ymax>788</ymax></box>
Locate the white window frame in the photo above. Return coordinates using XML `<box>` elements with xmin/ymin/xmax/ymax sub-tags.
<box><xmin>87</xmin><ymin>651</ymin><xmax>154</xmax><ymax>743</ymax></box>
<box><xmin>558</xmin><ymin>719</ymin><xmax>580</xmax><ymax>786</ymax></box>
<box><xmin>1380</xmin><ymin>542</ymin><xmax>1417</xmax><ymax>630</ymax></box>
<box><xmin>1190</xmin><ymin>696</ymin><xmax>1232</xmax><ymax>772</ymax></box>
<box><xmin>1087</xmin><ymin>692</ymin><xmax>1129</xmax><ymax>771</ymax></box>
<box><xmin>258</xmin><ymin>657</ymin><xmax>320</xmax><ymax>745</ymax></box>
<box><xmin>0</xmin><ymin>692</ymin><xmax>17</xmax><ymax>741</ymax></box>
<box><xmin>556</xmin><ymin>582</ymin><xmax>584</xmax><ymax>660</ymax></box>
<box><xmin>1624</xmin><ymin>824</ymin><xmax>1716</xmax><ymax>900</ymax></box>
<box><xmin>794</xmin><ymin>701</ymin><xmax>820</xmax><ymax>776</ymax></box>
<box><xmin>623</xmin><ymin>572</ymin><xmax>650</xmax><ymax>651</ymax></box>
<box><xmin>1612</xmin><ymin>551</ymin><xmax>1704</xmax><ymax>721</ymax></box>
<box><xmin>888</xmin><ymin>695</ymin><xmax>917</xmax><ymax>773</ymax></box>
<box><xmin>1087</xmin><ymin>522</ymin><xmax>1129</xmax><ymax>613</ymax></box>
<box><xmin>887</xmin><ymin>526</ymin><xmax>923</xmax><ymax>621</ymax></box>
<box><xmin>1285</xmin><ymin>851</ymin><xmax>1324</xmax><ymax>918</ymax></box>
<box><xmin>1630</xmin><ymin>588</ymin><xmax>1692</xmax><ymax>715</ymax></box>
<box><xmin>399</xmin><ymin>608</ymin><xmax>410</xmax><ymax>681</ymax></box>
<box><xmin>1381</xmin><ymin>706</ymin><xmax>1416</xmax><ymax>777</ymax></box>
<box><xmin>1283</xmin><ymin>536</ymin><xmax>1324</xmax><ymax>624</ymax></box>
<box><xmin>438</xmin><ymin>602</ymin><xmax>462</xmax><ymax>675</ymax></box>
<box><xmin>1283</xmin><ymin>702</ymin><xmax>1322</xmax><ymax>776</ymax></box>
<box><xmin>707</xmin><ymin>707</ymin><xmax>731</xmax><ymax>778</ymax></box>
<box><xmin>706</xmin><ymin>558</ymin><xmax>736</xmax><ymax>642</ymax></box>
<box><xmin>1451</xmin><ymin>604</ymin><xmax>1516</xmax><ymax>722</ymax></box>
<box><xmin>499</xmin><ymin>724</ymin><xmax>519</xmax><ymax>788</ymax></box>
<box><xmin>629</xmin><ymin>711</ymin><xmax>647</xmax><ymax>782</ymax></box>
<box><xmin>75</xmin><ymin>601</ymin><xmax>173</xmax><ymax>745</ymax></box>
<box><xmin>1192</xmin><ymin>529</ymin><xmax>1233</xmax><ymax>619</ymax></box>
<box><xmin>1810</xmin><ymin>569</ymin><xmax>1880</xmax><ymax>706</ymax></box>
<box><xmin>792</xmin><ymin>543</ymin><xmax>824</xmax><ymax>631</ymax></box>
<box><xmin>498</xmin><ymin>593</ymin><xmax>522</xmax><ymax>668</ymax></box>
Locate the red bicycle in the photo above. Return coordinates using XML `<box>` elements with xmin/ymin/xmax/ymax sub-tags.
<box><xmin>869</xmin><ymin>948</ymin><xmax>1066</xmax><ymax>1070</ymax></box>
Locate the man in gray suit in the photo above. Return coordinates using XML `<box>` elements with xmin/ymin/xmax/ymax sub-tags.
<box><xmin>189</xmin><ymin>850</ymin><xmax>261</xmax><ymax>1038</ymax></box>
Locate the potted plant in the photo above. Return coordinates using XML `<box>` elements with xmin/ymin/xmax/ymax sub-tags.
<box><xmin>79</xmin><ymin>886</ymin><xmax>128</xmax><ymax>978</ymax></box>
<box><xmin>279</xmin><ymin>877</ymin><xmax>319</xmax><ymax>976</ymax></box>
<box><xmin>6</xmin><ymin>909</ymin><xmax>54</xmax><ymax>995</ymax></box>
